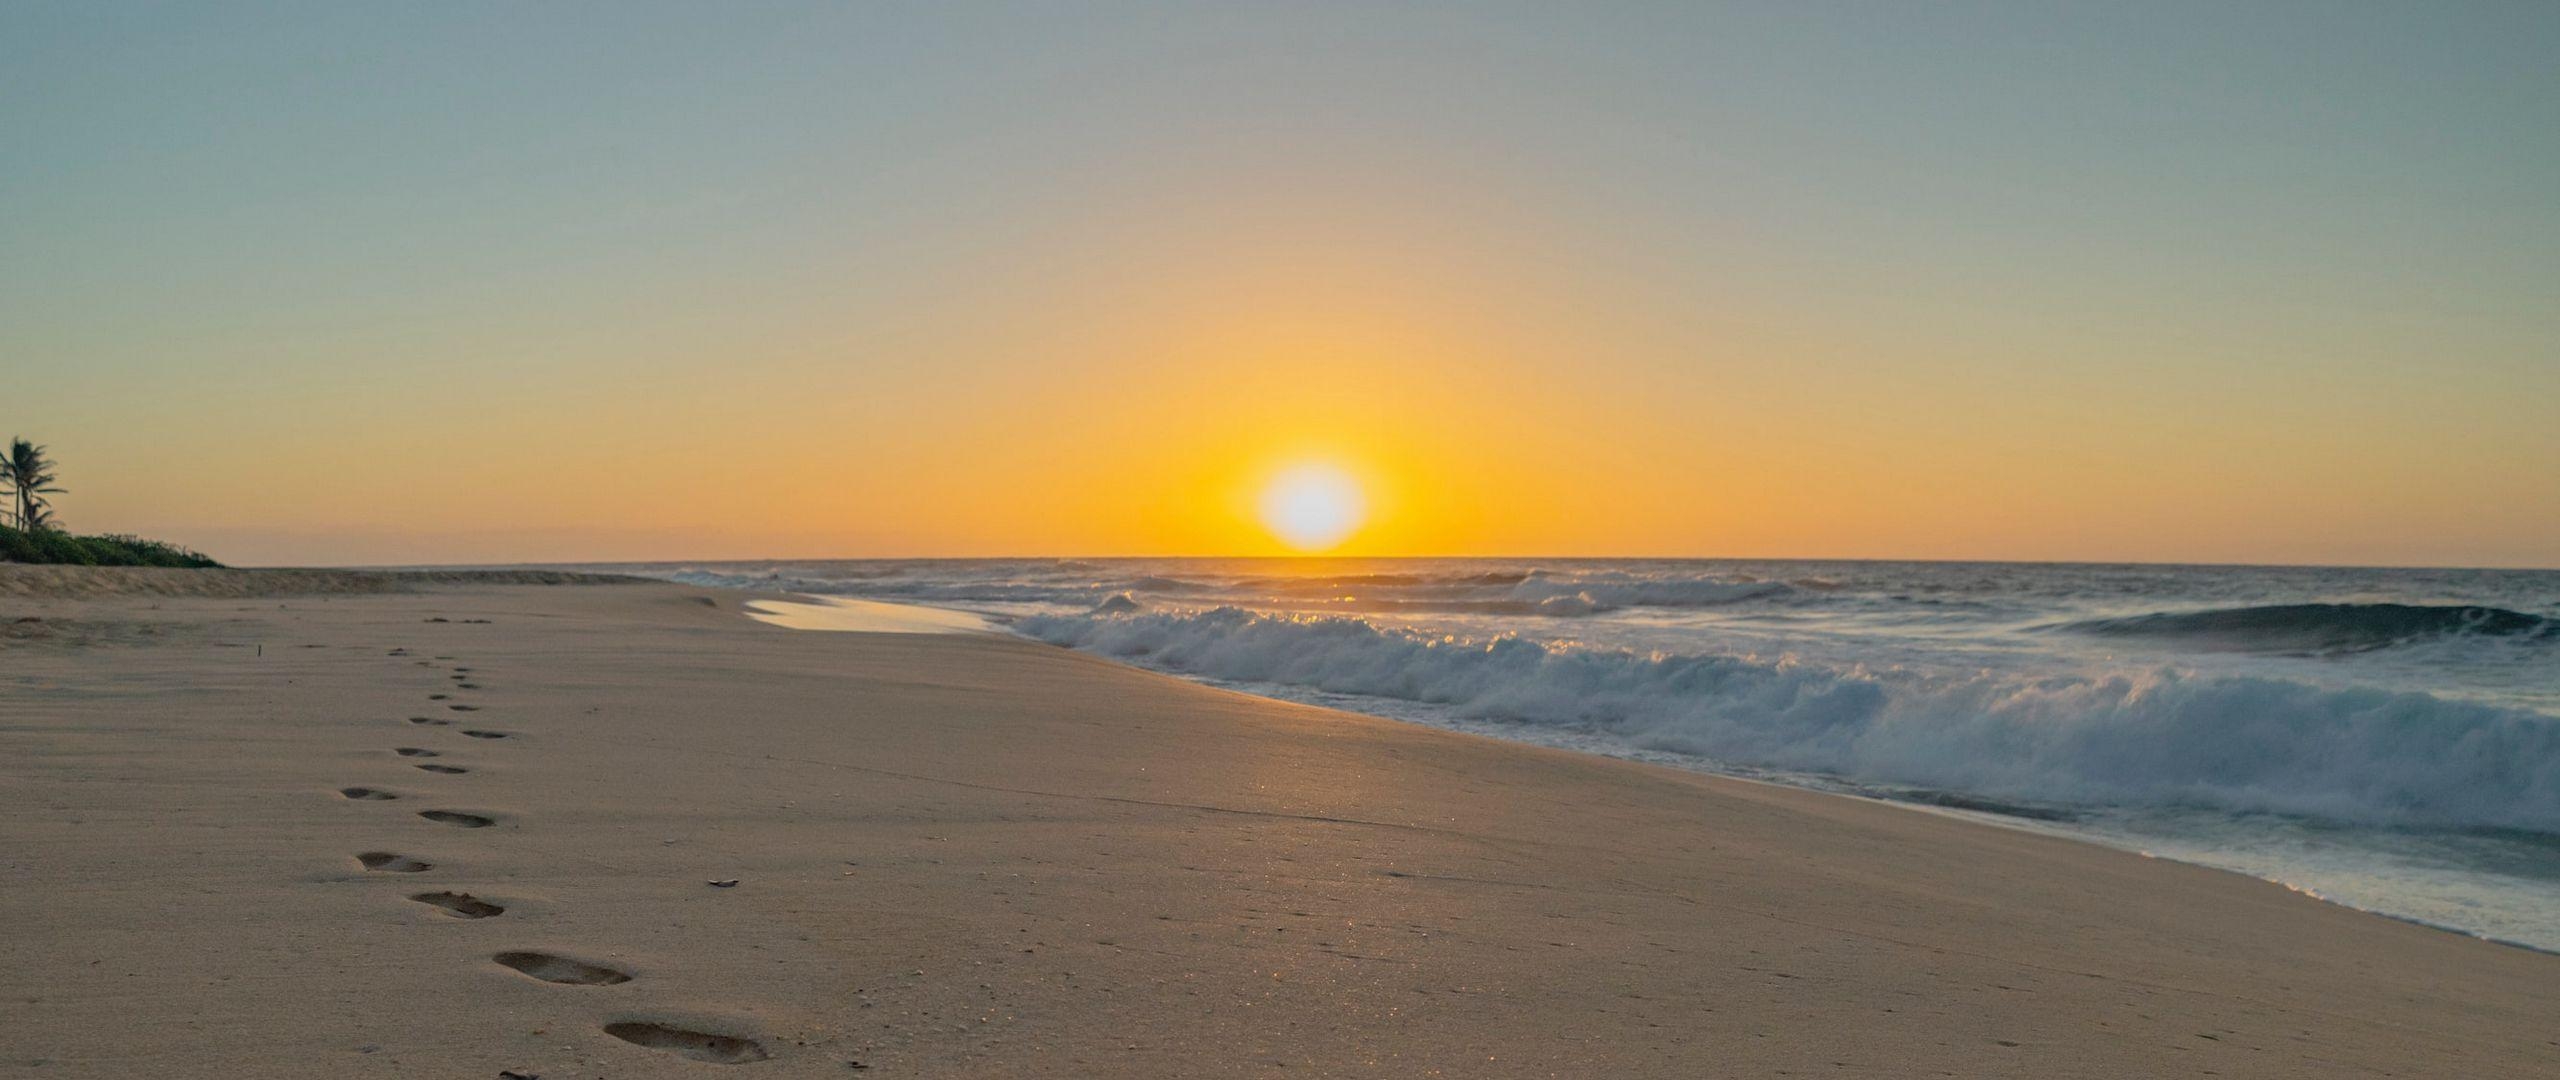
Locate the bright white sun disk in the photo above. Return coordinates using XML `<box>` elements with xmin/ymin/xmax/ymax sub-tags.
<box><xmin>1260</xmin><ymin>464</ymin><xmax>1366</xmax><ymax>551</ymax></box>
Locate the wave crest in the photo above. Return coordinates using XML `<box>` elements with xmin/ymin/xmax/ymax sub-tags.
<box><xmin>1501</xmin><ymin>574</ymin><xmax>1795</xmax><ymax>613</ymax></box>
<box><xmin>1020</xmin><ymin>606</ymin><xmax>2560</xmax><ymax>833</ymax></box>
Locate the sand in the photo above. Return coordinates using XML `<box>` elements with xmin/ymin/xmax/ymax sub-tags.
<box><xmin>1</xmin><ymin>570</ymin><xmax>2552</xmax><ymax>1078</ymax></box>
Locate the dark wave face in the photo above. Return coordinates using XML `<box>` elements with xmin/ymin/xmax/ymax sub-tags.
<box><xmin>2060</xmin><ymin>603</ymin><xmax>2556</xmax><ymax>654</ymax></box>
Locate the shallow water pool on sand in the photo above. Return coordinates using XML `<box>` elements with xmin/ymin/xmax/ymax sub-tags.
<box><xmin>744</xmin><ymin>596</ymin><xmax>1001</xmax><ymax>635</ymax></box>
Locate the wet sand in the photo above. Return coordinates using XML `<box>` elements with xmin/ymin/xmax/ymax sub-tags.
<box><xmin>1</xmin><ymin>570</ymin><xmax>2552</xmax><ymax>1077</ymax></box>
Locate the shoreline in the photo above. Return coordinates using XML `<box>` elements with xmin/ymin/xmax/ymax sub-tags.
<box><xmin>1121</xmin><ymin>654</ymin><xmax>2560</xmax><ymax>960</ymax></box>
<box><xmin>748</xmin><ymin>586</ymin><xmax>2560</xmax><ymax>958</ymax></box>
<box><xmin>3</xmin><ymin>570</ymin><xmax>2552</xmax><ymax>1076</ymax></box>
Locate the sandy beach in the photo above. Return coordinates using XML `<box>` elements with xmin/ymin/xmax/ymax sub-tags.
<box><xmin>2</xmin><ymin>570</ymin><xmax>2552</xmax><ymax>1078</ymax></box>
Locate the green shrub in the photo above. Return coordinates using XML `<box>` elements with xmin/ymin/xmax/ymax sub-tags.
<box><xmin>0</xmin><ymin>526</ymin><xmax>220</xmax><ymax>567</ymax></box>
<box><xmin>31</xmin><ymin>529</ymin><xmax>96</xmax><ymax>565</ymax></box>
<box><xmin>94</xmin><ymin>533</ymin><xmax>220</xmax><ymax>568</ymax></box>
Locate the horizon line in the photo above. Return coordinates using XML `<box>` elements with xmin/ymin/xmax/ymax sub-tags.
<box><xmin>297</xmin><ymin>553</ymin><xmax>2560</xmax><ymax>575</ymax></box>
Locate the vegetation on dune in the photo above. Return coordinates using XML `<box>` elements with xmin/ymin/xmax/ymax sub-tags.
<box><xmin>0</xmin><ymin>526</ymin><xmax>220</xmax><ymax>567</ymax></box>
<box><xmin>0</xmin><ymin>437</ymin><xmax>221</xmax><ymax>567</ymax></box>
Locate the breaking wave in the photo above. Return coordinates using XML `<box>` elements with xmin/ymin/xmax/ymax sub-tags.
<box><xmin>1499</xmin><ymin>574</ymin><xmax>1795</xmax><ymax>613</ymax></box>
<box><xmin>1020</xmin><ymin>606</ymin><xmax>2560</xmax><ymax>834</ymax></box>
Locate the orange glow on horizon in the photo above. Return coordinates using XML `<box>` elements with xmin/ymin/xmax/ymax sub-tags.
<box><xmin>22</xmin><ymin>145</ymin><xmax>2556</xmax><ymax>570</ymax></box>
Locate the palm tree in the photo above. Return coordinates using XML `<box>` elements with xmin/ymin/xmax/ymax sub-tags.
<box><xmin>2</xmin><ymin>438</ymin><xmax>66</xmax><ymax>532</ymax></box>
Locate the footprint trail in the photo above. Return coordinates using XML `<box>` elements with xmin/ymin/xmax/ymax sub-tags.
<box><xmin>417</xmin><ymin>810</ymin><xmax>495</xmax><ymax>829</ymax></box>
<box><xmin>356</xmin><ymin>852</ymin><xmax>431</xmax><ymax>873</ymax></box>
<box><xmin>604</xmin><ymin>1022</ymin><xmax>768</xmax><ymax>1064</ymax></box>
<box><xmin>495</xmin><ymin>952</ymin><xmax>633</xmax><ymax>986</ymax></box>
<box><xmin>411</xmin><ymin>892</ymin><xmax>504</xmax><ymax>919</ymax></box>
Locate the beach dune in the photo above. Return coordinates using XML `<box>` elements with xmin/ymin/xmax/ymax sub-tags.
<box><xmin>1</xmin><ymin>571</ymin><xmax>2551</xmax><ymax>1077</ymax></box>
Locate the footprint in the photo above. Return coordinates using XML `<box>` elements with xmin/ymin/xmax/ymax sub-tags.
<box><xmin>339</xmin><ymin>787</ymin><xmax>398</xmax><ymax>801</ymax></box>
<box><xmin>411</xmin><ymin>891</ymin><xmax>504</xmax><ymax>919</ymax></box>
<box><xmin>603</xmin><ymin>1022</ymin><xmax>768</xmax><ymax>1064</ymax></box>
<box><xmin>428</xmin><ymin>693</ymin><xmax>449</xmax><ymax>700</ymax></box>
<box><xmin>460</xmin><ymin>730</ymin><xmax>510</xmax><ymax>740</ymax></box>
<box><xmin>450</xmin><ymin>674</ymin><xmax>468</xmax><ymax>681</ymax></box>
<box><xmin>494</xmin><ymin>952</ymin><xmax>632</xmax><ymax>986</ymax></box>
<box><xmin>418</xmin><ymin>810</ymin><xmax>495</xmax><ymax>828</ymax></box>
<box><xmin>457</xmin><ymin>683</ymin><xmax>482</xmax><ymax>690</ymax></box>
<box><xmin>415</xmin><ymin>764</ymin><xmax>469</xmax><ymax>774</ymax></box>
<box><xmin>409</xmin><ymin>717</ymin><xmax>452</xmax><ymax>726</ymax></box>
<box><xmin>356</xmin><ymin>852</ymin><xmax>431</xmax><ymax>873</ymax></box>
<box><xmin>447</xmin><ymin>704</ymin><xmax>480</xmax><ymax>712</ymax></box>
<box><xmin>394</xmin><ymin>747</ymin><xmax>440</xmax><ymax>757</ymax></box>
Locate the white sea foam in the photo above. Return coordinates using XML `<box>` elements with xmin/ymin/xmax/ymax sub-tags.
<box><xmin>1018</xmin><ymin>606</ymin><xmax>2560</xmax><ymax>833</ymax></box>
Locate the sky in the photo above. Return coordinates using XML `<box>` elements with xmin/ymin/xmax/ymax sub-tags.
<box><xmin>4</xmin><ymin>2</ymin><xmax>2555</xmax><ymax>567</ymax></box>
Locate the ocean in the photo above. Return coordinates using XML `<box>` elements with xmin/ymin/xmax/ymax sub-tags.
<box><xmin>597</xmin><ymin>557</ymin><xmax>2560</xmax><ymax>952</ymax></box>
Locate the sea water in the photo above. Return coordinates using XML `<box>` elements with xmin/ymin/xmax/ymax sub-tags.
<box><xmin>601</xmin><ymin>558</ymin><xmax>2559</xmax><ymax>952</ymax></box>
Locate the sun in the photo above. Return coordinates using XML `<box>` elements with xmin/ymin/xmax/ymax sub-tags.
<box><xmin>1258</xmin><ymin>462</ymin><xmax>1367</xmax><ymax>552</ymax></box>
